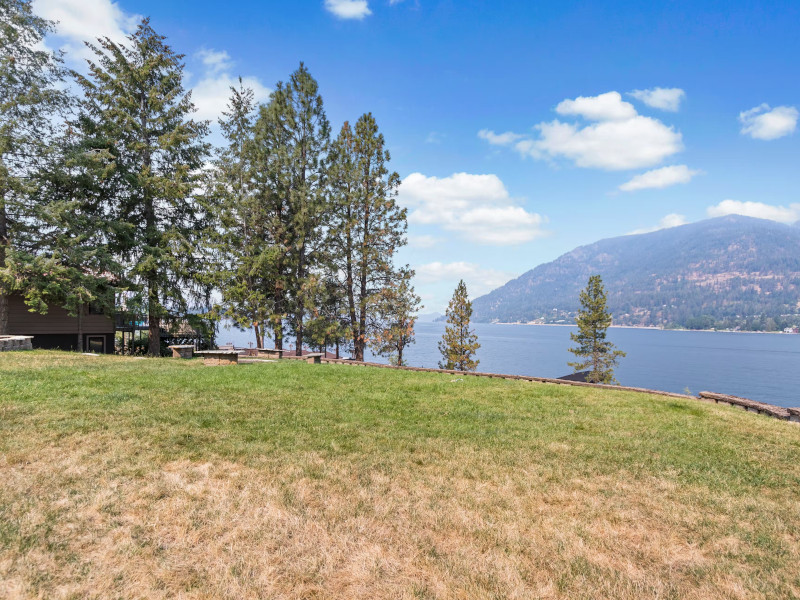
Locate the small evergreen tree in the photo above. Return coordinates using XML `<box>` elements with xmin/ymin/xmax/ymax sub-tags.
<box><xmin>568</xmin><ymin>274</ymin><xmax>626</xmax><ymax>384</ymax></box>
<box><xmin>438</xmin><ymin>280</ymin><xmax>480</xmax><ymax>371</ymax></box>
<box><xmin>371</xmin><ymin>268</ymin><xmax>421</xmax><ymax>366</ymax></box>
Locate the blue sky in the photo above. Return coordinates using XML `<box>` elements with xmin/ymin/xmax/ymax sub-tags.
<box><xmin>33</xmin><ymin>0</ymin><xmax>800</xmax><ymax>312</ymax></box>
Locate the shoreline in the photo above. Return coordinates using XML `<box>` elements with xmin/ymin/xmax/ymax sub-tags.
<box><xmin>483</xmin><ymin>322</ymin><xmax>796</xmax><ymax>334</ymax></box>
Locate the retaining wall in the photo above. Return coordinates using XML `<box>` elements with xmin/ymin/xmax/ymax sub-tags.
<box><xmin>0</xmin><ymin>336</ymin><xmax>33</xmax><ymax>352</ymax></box>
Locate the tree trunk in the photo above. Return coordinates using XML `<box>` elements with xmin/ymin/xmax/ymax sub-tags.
<box><xmin>77</xmin><ymin>301</ymin><xmax>83</xmax><ymax>352</ymax></box>
<box><xmin>0</xmin><ymin>197</ymin><xmax>8</xmax><ymax>335</ymax></box>
<box><xmin>295</xmin><ymin>314</ymin><xmax>303</xmax><ymax>356</ymax></box>
<box><xmin>0</xmin><ymin>292</ymin><xmax>7</xmax><ymax>336</ymax></box>
<box><xmin>148</xmin><ymin>281</ymin><xmax>160</xmax><ymax>356</ymax></box>
<box><xmin>253</xmin><ymin>322</ymin><xmax>262</xmax><ymax>349</ymax></box>
<box><xmin>335</xmin><ymin>339</ymin><xmax>339</xmax><ymax>359</ymax></box>
<box><xmin>295</xmin><ymin>244</ymin><xmax>305</xmax><ymax>356</ymax></box>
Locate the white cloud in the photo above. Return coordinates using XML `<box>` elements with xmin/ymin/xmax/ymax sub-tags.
<box><xmin>324</xmin><ymin>0</ymin><xmax>371</xmax><ymax>19</ymax></box>
<box><xmin>398</xmin><ymin>172</ymin><xmax>548</xmax><ymax>245</ymax></box>
<box><xmin>628</xmin><ymin>213</ymin><xmax>688</xmax><ymax>235</ymax></box>
<box><xmin>414</xmin><ymin>262</ymin><xmax>517</xmax><ymax>296</ymax></box>
<box><xmin>478</xmin><ymin>129</ymin><xmax>525</xmax><ymax>146</ymax></box>
<box><xmin>32</xmin><ymin>0</ymin><xmax>140</xmax><ymax>63</ymax></box>
<box><xmin>479</xmin><ymin>91</ymin><xmax>683</xmax><ymax>171</ymax></box>
<box><xmin>556</xmin><ymin>91</ymin><xmax>637</xmax><ymax>121</ymax></box>
<box><xmin>739</xmin><ymin>104</ymin><xmax>798</xmax><ymax>140</ymax></box>
<box><xmin>629</xmin><ymin>87</ymin><xmax>685</xmax><ymax>112</ymax></box>
<box><xmin>191</xmin><ymin>74</ymin><xmax>271</xmax><ymax>122</ymax></box>
<box><xmin>707</xmin><ymin>200</ymin><xmax>800</xmax><ymax>224</ymax></box>
<box><xmin>619</xmin><ymin>165</ymin><xmax>702</xmax><ymax>192</ymax></box>
<box><xmin>196</xmin><ymin>48</ymin><xmax>232</xmax><ymax>75</ymax></box>
<box><xmin>189</xmin><ymin>49</ymin><xmax>271</xmax><ymax>123</ymax></box>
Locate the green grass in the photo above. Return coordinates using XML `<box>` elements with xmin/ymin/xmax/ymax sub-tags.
<box><xmin>1</xmin><ymin>351</ymin><xmax>800</xmax><ymax>599</ymax></box>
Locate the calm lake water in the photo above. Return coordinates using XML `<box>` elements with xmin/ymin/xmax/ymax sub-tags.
<box><xmin>218</xmin><ymin>321</ymin><xmax>800</xmax><ymax>408</ymax></box>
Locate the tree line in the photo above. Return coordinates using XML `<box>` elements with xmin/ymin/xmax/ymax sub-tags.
<box><xmin>0</xmin><ymin>3</ymin><xmax>420</xmax><ymax>362</ymax></box>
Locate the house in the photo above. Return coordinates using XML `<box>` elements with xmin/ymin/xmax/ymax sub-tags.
<box><xmin>7</xmin><ymin>293</ymin><xmax>115</xmax><ymax>353</ymax></box>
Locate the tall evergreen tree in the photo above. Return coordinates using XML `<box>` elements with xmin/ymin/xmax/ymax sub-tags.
<box><xmin>22</xmin><ymin>126</ymin><xmax>118</xmax><ymax>351</ymax></box>
<box><xmin>75</xmin><ymin>19</ymin><xmax>211</xmax><ymax>356</ymax></box>
<box><xmin>0</xmin><ymin>0</ymin><xmax>68</xmax><ymax>333</ymax></box>
<box><xmin>209</xmin><ymin>80</ymin><xmax>273</xmax><ymax>348</ymax></box>
<box><xmin>327</xmin><ymin>114</ymin><xmax>408</xmax><ymax>361</ymax></box>
<box><xmin>371</xmin><ymin>268</ymin><xmax>421</xmax><ymax>366</ymax></box>
<box><xmin>251</xmin><ymin>63</ymin><xmax>329</xmax><ymax>354</ymax></box>
<box><xmin>568</xmin><ymin>274</ymin><xmax>626</xmax><ymax>384</ymax></box>
<box><xmin>438</xmin><ymin>280</ymin><xmax>480</xmax><ymax>371</ymax></box>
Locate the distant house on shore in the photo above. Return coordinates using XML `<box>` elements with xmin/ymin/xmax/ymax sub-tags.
<box><xmin>7</xmin><ymin>293</ymin><xmax>115</xmax><ymax>353</ymax></box>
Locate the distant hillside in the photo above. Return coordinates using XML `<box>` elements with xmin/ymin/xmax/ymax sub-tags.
<box><xmin>472</xmin><ymin>215</ymin><xmax>800</xmax><ymax>330</ymax></box>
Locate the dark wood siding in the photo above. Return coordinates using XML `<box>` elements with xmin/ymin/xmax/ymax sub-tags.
<box><xmin>8</xmin><ymin>294</ymin><xmax>114</xmax><ymax>336</ymax></box>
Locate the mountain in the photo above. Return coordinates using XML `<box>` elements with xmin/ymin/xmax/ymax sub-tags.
<box><xmin>415</xmin><ymin>312</ymin><xmax>444</xmax><ymax>323</ymax></box>
<box><xmin>472</xmin><ymin>215</ymin><xmax>800</xmax><ymax>330</ymax></box>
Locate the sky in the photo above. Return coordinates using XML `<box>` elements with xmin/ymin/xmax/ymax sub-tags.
<box><xmin>31</xmin><ymin>0</ymin><xmax>800</xmax><ymax>312</ymax></box>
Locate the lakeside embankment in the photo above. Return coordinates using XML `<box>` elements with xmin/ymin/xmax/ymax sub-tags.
<box><xmin>2</xmin><ymin>351</ymin><xmax>800</xmax><ymax>599</ymax></box>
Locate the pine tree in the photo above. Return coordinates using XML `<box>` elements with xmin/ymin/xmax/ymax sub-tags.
<box><xmin>303</xmin><ymin>273</ymin><xmax>350</xmax><ymax>356</ymax></box>
<box><xmin>75</xmin><ymin>19</ymin><xmax>211</xmax><ymax>356</ymax></box>
<box><xmin>251</xmin><ymin>63</ymin><xmax>329</xmax><ymax>354</ymax></box>
<box><xmin>568</xmin><ymin>274</ymin><xmax>626</xmax><ymax>384</ymax></box>
<box><xmin>326</xmin><ymin>114</ymin><xmax>408</xmax><ymax>361</ymax></box>
<box><xmin>0</xmin><ymin>0</ymin><xmax>69</xmax><ymax>333</ymax></box>
<box><xmin>371</xmin><ymin>268</ymin><xmax>421</xmax><ymax>366</ymax></box>
<box><xmin>438</xmin><ymin>280</ymin><xmax>480</xmax><ymax>371</ymax></box>
<box><xmin>209</xmin><ymin>80</ymin><xmax>273</xmax><ymax>348</ymax></box>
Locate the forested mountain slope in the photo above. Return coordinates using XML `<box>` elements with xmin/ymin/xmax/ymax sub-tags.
<box><xmin>472</xmin><ymin>215</ymin><xmax>800</xmax><ymax>329</ymax></box>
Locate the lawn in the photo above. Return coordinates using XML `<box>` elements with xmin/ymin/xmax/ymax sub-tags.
<box><xmin>1</xmin><ymin>351</ymin><xmax>799</xmax><ymax>599</ymax></box>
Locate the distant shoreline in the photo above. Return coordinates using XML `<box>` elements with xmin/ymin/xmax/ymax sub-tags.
<box><xmin>484</xmin><ymin>322</ymin><xmax>795</xmax><ymax>335</ymax></box>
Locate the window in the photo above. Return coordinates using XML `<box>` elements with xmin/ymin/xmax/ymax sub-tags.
<box><xmin>86</xmin><ymin>336</ymin><xmax>105</xmax><ymax>353</ymax></box>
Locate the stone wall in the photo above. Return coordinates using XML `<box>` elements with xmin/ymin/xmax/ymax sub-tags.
<box><xmin>0</xmin><ymin>336</ymin><xmax>34</xmax><ymax>352</ymax></box>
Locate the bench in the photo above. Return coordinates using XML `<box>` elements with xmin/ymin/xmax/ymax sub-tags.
<box><xmin>168</xmin><ymin>344</ymin><xmax>194</xmax><ymax>359</ymax></box>
<box><xmin>195</xmin><ymin>350</ymin><xmax>240</xmax><ymax>366</ymax></box>
<box><xmin>257</xmin><ymin>348</ymin><xmax>286</xmax><ymax>359</ymax></box>
<box><xmin>304</xmin><ymin>352</ymin><xmax>323</xmax><ymax>364</ymax></box>
<box><xmin>282</xmin><ymin>352</ymin><xmax>324</xmax><ymax>364</ymax></box>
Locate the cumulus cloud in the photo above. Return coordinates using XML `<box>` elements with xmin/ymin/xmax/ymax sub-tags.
<box><xmin>628</xmin><ymin>213</ymin><xmax>688</xmax><ymax>235</ymax></box>
<box><xmin>707</xmin><ymin>200</ymin><xmax>800</xmax><ymax>224</ymax></box>
<box><xmin>398</xmin><ymin>172</ymin><xmax>548</xmax><ymax>245</ymax></box>
<box><xmin>478</xmin><ymin>129</ymin><xmax>525</xmax><ymax>146</ymax></box>
<box><xmin>414</xmin><ymin>262</ymin><xmax>517</xmax><ymax>296</ymax></box>
<box><xmin>32</xmin><ymin>0</ymin><xmax>140</xmax><ymax>62</ymax></box>
<box><xmin>619</xmin><ymin>165</ymin><xmax>702</xmax><ymax>192</ymax></box>
<box><xmin>324</xmin><ymin>0</ymin><xmax>371</xmax><ymax>19</ymax></box>
<box><xmin>190</xmin><ymin>50</ymin><xmax>271</xmax><ymax>122</ymax></box>
<box><xmin>739</xmin><ymin>104</ymin><xmax>798</xmax><ymax>140</ymax></box>
<box><xmin>628</xmin><ymin>87</ymin><xmax>685</xmax><ymax>112</ymax></box>
<box><xmin>556</xmin><ymin>91</ymin><xmax>638</xmax><ymax>121</ymax></box>
<box><xmin>196</xmin><ymin>48</ymin><xmax>233</xmax><ymax>75</ymax></box>
<box><xmin>479</xmin><ymin>91</ymin><xmax>683</xmax><ymax>171</ymax></box>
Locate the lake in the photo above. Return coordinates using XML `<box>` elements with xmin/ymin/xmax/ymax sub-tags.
<box><xmin>217</xmin><ymin>321</ymin><xmax>800</xmax><ymax>408</ymax></box>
